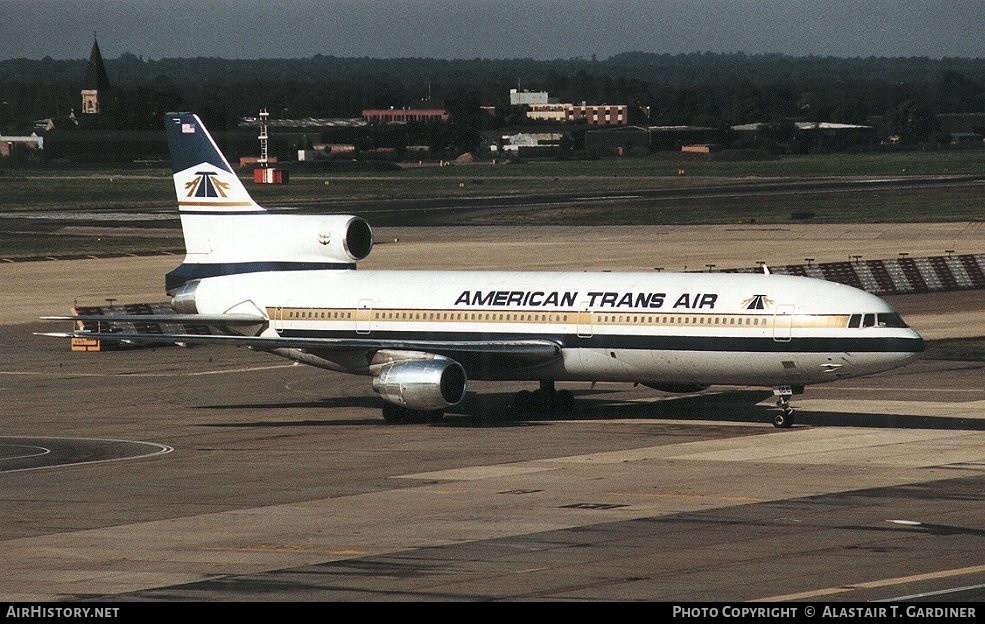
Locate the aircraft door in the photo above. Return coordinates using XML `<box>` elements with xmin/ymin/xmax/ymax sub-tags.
<box><xmin>272</xmin><ymin>300</ymin><xmax>291</xmax><ymax>333</ymax></box>
<box><xmin>272</xmin><ymin>306</ymin><xmax>283</xmax><ymax>332</ymax></box>
<box><xmin>772</xmin><ymin>304</ymin><xmax>794</xmax><ymax>342</ymax></box>
<box><xmin>576</xmin><ymin>302</ymin><xmax>593</xmax><ymax>338</ymax></box>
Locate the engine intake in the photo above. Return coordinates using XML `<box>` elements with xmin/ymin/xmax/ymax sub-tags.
<box><xmin>372</xmin><ymin>358</ymin><xmax>467</xmax><ymax>410</ymax></box>
<box><xmin>319</xmin><ymin>215</ymin><xmax>373</xmax><ymax>261</ymax></box>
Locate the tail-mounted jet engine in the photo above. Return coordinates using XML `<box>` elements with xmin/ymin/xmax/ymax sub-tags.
<box><xmin>165</xmin><ymin>214</ymin><xmax>374</xmax><ymax>294</ymax></box>
<box><xmin>316</xmin><ymin>215</ymin><xmax>373</xmax><ymax>262</ymax></box>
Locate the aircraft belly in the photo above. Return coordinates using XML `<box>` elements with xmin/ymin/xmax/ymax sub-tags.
<box><xmin>562</xmin><ymin>348</ymin><xmax>843</xmax><ymax>386</ymax></box>
<box><xmin>267</xmin><ymin>342</ymin><xmax>917</xmax><ymax>387</ymax></box>
<box><xmin>836</xmin><ymin>351</ymin><xmax>922</xmax><ymax>378</ymax></box>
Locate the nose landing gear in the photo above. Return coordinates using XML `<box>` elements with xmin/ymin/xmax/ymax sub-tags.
<box><xmin>771</xmin><ymin>385</ymin><xmax>801</xmax><ymax>428</ymax></box>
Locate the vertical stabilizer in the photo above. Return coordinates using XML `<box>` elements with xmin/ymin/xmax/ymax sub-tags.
<box><xmin>164</xmin><ymin>112</ymin><xmax>263</xmax><ymax>213</ymax></box>
<box><xmin>162</xmin><ymin>112</ymin><xmax>373</xmax><ymax>295</ymax></box>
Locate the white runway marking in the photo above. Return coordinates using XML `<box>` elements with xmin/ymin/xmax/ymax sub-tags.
<box><xmin>0</xmin><ymin>437</ymin><xmax>173</xmax><ymax>474</ymax></box>
<box><xmin>0</xmin><ymin>444</ymin><xmax>51</xmax><ymax>462</ymax></box>
<box><xmin>761</xmin><ymin>563</ymin><xmax>985</xmax><ymax>602</ymax></box>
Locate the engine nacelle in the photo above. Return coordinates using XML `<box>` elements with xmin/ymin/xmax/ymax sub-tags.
<box><xmin>170</xmin><ymin>279</ymin><xmax>200</xmax><ymax>314</ymax></box>
<box><xmin>316</xmin><ymin>215</ymin><xmax>373</xmax><ymax>262</ymax></box>
<box><xmin>372</xmin><ymin>358</ymin><xmax>467</xmax><ymax>410</ymax></box>
<box><xmin>165</xmin><ymin>214</ymin><xmax>373</xmax><ymax>293</ymax></box>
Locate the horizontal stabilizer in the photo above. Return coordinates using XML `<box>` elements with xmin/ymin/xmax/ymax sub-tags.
<box><xmin>41</xmin><ymin>313</ymin><xmax>267</xmax><ymax>325</ymax></box>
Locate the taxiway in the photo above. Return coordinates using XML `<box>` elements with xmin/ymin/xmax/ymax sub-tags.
<box><xmin>1</xmin><ymin>224</ymin><xmax>983</xmax><ymax>602</ymax></box>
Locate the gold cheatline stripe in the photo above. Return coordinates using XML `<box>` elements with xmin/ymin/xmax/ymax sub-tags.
<box><xmin>178</xmin><ymin>200</ymin><xmax>256</xmax><ymax>207</ymax></box>
<box><xmin>267</xmin><ymin>307</ymin><xmax>851</xmax><ymax>329</ymax></box>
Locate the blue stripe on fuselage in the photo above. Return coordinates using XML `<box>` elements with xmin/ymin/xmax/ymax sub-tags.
<box><xmin>165</xmin><ymin>261</ymin><xmax>356</xmax><ymax>293</ymax></box>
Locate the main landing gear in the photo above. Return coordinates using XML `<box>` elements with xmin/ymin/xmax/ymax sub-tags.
<box><xmin>512</xmin><ymin>380</ymin><xmax>575</xmax><ymax>418</ymax></box>
<box><xmin>771</xmin><ymin>385</ymin><xmax>800</xmax><ymax>428</ymax></box>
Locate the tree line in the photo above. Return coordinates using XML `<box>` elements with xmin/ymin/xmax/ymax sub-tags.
<box><xmin>1</xmin><ymin>52</ymin><xmax>984</xmax><ymax>147</ymax></box>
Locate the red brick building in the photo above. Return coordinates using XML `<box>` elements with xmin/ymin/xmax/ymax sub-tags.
<box><xmin>362</xmin><ymin>108</ymin><xmax>449</xmax><ymax>124</ymax></box>
<box><xmin>567</xmin><ymin>105</ymin><xmax>628</xmax><ymax>126</ymax></box>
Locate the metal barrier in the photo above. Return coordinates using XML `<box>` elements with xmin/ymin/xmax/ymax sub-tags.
<box><xmin>722</xmin><ymin>253</ymin><xmax>985</xmax><ymax>295</ymax></box>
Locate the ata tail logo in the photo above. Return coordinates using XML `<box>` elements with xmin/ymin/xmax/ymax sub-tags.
<box><xmin>742</xmin><ymin>294</ymin><xmax>774</xmax><ymax>310</ymax></box>
<box><xmin>185</xmin><ymin>171</ymin><xmax>231</xmax><ymax>198</ymax></box>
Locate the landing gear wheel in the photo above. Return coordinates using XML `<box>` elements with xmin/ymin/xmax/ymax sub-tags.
<box><xmin>382</xmin><ymin>403</ymin><xmax>406</xmax><ymax>424</ymax></box>
<box><xmin>772</xmin><ymin>397</ymin><xmax>794</xmax><ymax>428</ymax></box>
<box><xmin>513</xmin><ymin>390</ymin><xmax>534</xmax><ymax>414</ymax></box>
<box><xmin>512</xmin><ymin>382</ymin><xmax>575</xmax><ymax>418</ymax></box>
<box><xmin>772</xmin><ymin>410</ymin><xmax>794</xmax><ymax>428</ymax></box>
<box><xmin>533</xmin><ymin>388</ymin><xmax>554</xmax><ymax>415</ymax></box>
<box><xmin>555</xmin><ymin>389</ymin><xmax>575</xmax><ymax>416</ymax></box>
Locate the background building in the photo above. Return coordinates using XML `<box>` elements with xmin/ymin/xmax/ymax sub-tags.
<box><xmin>509</xmin><ymin>89</ymin><xmax>552</xmax><ymax>106</ymax></box>
<box><xmin>80</xmin><ymin>38</ymin><xmax>111</xmax><ymax>119</ymax></box>
<box><xmin>362</xmin><ymin>107</ymin><xmax>448</xmax><ymax>124</ymax></box>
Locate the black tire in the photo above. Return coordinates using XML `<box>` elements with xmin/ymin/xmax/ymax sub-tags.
<box><xmin>533</xmin><ymin>388</ymin><xmax>553</xmax><ymax>415</ymax></box>
<box><xmin>382</xmin><ymin>403</ymin><xmax>406</xmax><ymax>424</ymax></box>
<box><xmin>513</xmin><ymin>389</ymin><xmax>534</xmax><ymax>414</ymax></box>
<box><xmin>772</xmin><ymin>411</ymin><xmax>793</xmax><ymax>428</ymax></box>
<box><xmin>555</xmin><ymin>389</ymin><xmax>575</xmax><ymax>416</ymax></box>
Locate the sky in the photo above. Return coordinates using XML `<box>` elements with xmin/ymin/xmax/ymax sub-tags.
<box><xmin>3</xmin><ymin>0</ymin><xmax>985</xmax><ymax>61</ymax></box>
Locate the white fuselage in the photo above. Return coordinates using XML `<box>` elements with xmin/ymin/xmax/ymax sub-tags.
<box><xmin>181</xmin><ymin>268</ymin><xmax>924</xmax><ymax>387</ymax></box>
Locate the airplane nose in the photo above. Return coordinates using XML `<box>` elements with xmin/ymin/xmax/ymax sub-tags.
<box><xmin>908</xmin><ymin>329</ymin><xmax>925</xmax><ymax>354</ymax></box>
<box><xmin>913</xmin><ymin>336</ymin><xmax>926</xmax><ymax>353</ymax></box>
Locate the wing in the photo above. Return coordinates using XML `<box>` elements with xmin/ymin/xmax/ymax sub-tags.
<box><xmin>37</xmin><ymin>325</ymin><xmax>562</xmax><ymax>366</ymax></box>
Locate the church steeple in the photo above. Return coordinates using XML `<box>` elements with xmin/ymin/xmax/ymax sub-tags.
<box><xmin>81</xmin><ymin>36</ymin><xmax>111</xmax><ymax>115</ymax></box>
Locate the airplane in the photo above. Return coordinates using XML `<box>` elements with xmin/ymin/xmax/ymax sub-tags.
<box><xmin>39</xmin><ymin>112</ymin><xmax>925</xmax><ymax>428</ymax></box>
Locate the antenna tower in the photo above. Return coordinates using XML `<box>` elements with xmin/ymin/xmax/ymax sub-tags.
<box><xmin>258</xmin><ymin>108</ymin><xmax>269</xmax><ymax>167</ymax></box>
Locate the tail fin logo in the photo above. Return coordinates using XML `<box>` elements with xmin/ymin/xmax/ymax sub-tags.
<box><xmin>185</xmin><ymin>172</ymin><xmax>231</xmax><ymax>198</ymax></box>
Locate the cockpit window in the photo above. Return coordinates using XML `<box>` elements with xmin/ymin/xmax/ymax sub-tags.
<box><xmin>848</xmin><ymin>313</ymin><xmax>909</xmax><ymax>329</ymax></box>
<box><xmin>877</xmin><ymin>313</ymin><xmax>908</xmax><ymax>328</ymax></box>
